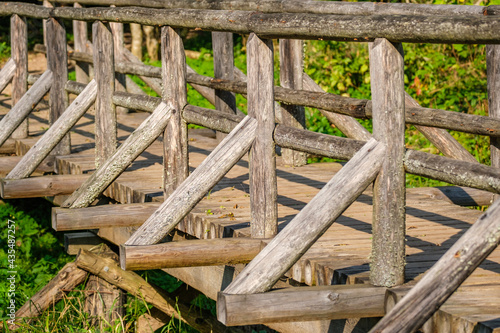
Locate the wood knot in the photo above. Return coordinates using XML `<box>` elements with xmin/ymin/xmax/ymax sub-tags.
<box><xmin>327</xmin><ymin>292</ymin><xmax>339</xmax><ymax>303</ymax></box>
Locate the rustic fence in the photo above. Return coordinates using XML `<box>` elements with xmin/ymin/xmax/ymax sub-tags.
<box><xmin>1</xmin><ymin>1</ymin><xmax>500</xmax><ymax>332</ymax></box>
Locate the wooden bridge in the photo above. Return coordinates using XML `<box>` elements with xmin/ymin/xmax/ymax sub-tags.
<box><xmin>1</xmin><ymin>1</ymin><xmax>500</xmax><ymax>332</ymax></box>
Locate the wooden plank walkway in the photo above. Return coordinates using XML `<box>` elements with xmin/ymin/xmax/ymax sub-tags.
<box><xmin>1</xmin><ymin>97</ymin><xmax>500</xmax><ymax>332</ymax></box>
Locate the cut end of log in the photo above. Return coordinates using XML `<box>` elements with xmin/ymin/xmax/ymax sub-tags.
<box><xmin>0</xmin><ymin>179</ymin><xmax>5</xmax><ymax>199</ymax></box>
<box><xmin>119</xmin><ymin>244</ymin><xmax>127</xmax><ymax>270</ymax></box>
<box><xmin>216</xmin><ymin>291</ymin><xmax>228</xmax><ymax>325</ymax></box>
<box><xmin>51</xmin><ymin>207</ymin><xmax>59</xmax><ymax>230</ymax></box>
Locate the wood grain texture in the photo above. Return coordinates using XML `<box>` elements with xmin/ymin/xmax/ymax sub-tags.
<box><xmin>218</xmin><ymin>284</ymin><xmax>386</xmax><ymax>325</ymax></box>
<box><xmin>161</xmin><ymin>26</ymin><xmax>188</xmax><ymax>198</ymax></box>
<box><xmin>46</xmin><ymin>17</ymin><xmax>71</xmax><ymax>155</ymax></box>
<box><xmin>73</xmin><ymin>3</ymin><xmax>90</xmax><ymax>83</ymax></box>
<box><xmin>93</xmin><ymin>21</ymin><xmax>116</xmax><ymax>167</ymax></box>
<box><xmin>110</xmin><ymin>19</ymin><xmax>128</xmax><ymax>114</ymax></box>
<box><xmin>62</xmin><ymin>102</ymin><xmax>173</xmax><ymax>208</ymax></box>
<box><xmin>247</xmin><ymin>34</ymin><xmax>278</xmax><ymax>238</ymax></box>
<box><xmin>369</xmin><ymin>38</ymin><xmax>406</xmax><ymax>287</ymax></box>
<box><xmin>0</xmin><ymin>70</ymin><xmax>52</xmax><ymax>147</ymax></box>
<box><xmin>370</xmin><ymin>198</ymin><xmax>500</xmax><ymax>333</ymax></box>
<box><xmin>130</xmin><ymin>23</ymin><xmax>142</xmax><ymax>60</ymax></box>
<box><xmin>125</xmin><ymin>116</ymin><xmax>257</xmax><ymax>245</ymax></box>
<box><xmin>121</xmin><ymin>238</ymin><xmax>266</xmax><ymax>270</ymax></box>
<box><xmin>488</xmin><ymin>44</ymin><xmax>500</xmax><ymax>177</ymax></box>
<box><xmin>223</xmin><ymin>138</ymin><xmax>385</xmax><ymax>294</ymax></box>
<box><xmin>1</xmin><ymin>174</ymin><xmax>87</xmax><ymax>199</ymax></box>
<box><xmin>10</xmin><ymin>14</ymin><xmax>28</xmax><ymax>139</ymax></box>
<box><xmin>0</xmin><ymin>58</ymin><xmax>15</xmax><ymax>94</ymax></box>
<box><xmin>6</xmin><ymin>80</ymin><xmax>97</xmax><ymax>179</ymax></box>
<box><xmin>279</xmin><ymin>38</ymin><xmax>307</xmax><ymax>166</ymax></box>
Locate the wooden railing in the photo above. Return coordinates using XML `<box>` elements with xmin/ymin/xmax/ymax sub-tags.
<box><xmin>1</xmin><ymin>1</ymin><xmax>500</xmax><ymax>331</ymax></box>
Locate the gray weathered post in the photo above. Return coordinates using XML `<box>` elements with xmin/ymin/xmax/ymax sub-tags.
<box><xmin>247</xmin><ymin>33</ymin><xmax>278</xmax><ymax>238</ymax></box>
<box><xmin>369</xmin><ymin>38</ymin><xmax>406</xmax><ymax>287</ymax></box>
<box><xmin>10</xmin><ymin>14</ymin><xmax>28</xmax><ymax>139</ymax></box>
<box><xmin>487</xmin><ymin>44</ymin><xmax>500</xmax><ymax>175</ymax></box>
<box><xmin>161</xmin><ymin>26</ymin><xmax>188</xmax><ymax>198</ymax></box>
<box><xmin>46</xmin><ymin>17</ymin><xmax>71</xmax><ymax>156</ymax></box>
<box><xmin>279</xmin><ymin>39</ymin><xmax>307</xmax><ymax>166</ymax></box>
<box><xmin>212</xmin><ymin>31</ymin><xmax>236</xmax><ymax>142</ymax></box>
<box><xmin>110</xmin><ymin>10</ymin><xmax>128</xmax><ymax>114</ymax></box>
<box><xmin>73</xmin><ymin>3</ymin><xmax>90</xmax><ymax>83</ymax></box>
<box><xmin>93</xmin><ymin>21</ymin><xmax>117</xmax><ymax>167</ymax></box>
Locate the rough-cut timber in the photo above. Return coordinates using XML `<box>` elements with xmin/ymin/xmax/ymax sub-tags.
<box><xmin>247</xmin><ymin>34</ymin><xmax>278</xmax><ymax>239</ymax></box>
<box><xmin>93</xmin><ymin>21</ymin><xmax>116</xmax><ymax>167</ymax></box>
<box><xmin>125</xmin><ymin>116</ymin><xmax>257</xmax><ymax>245</ymax></box>
<box><xmin>46</xmin><ymin>17</ymin><xmax>71</xmax><ymax>155</ymax></box>
<box><xmin>0</xmin><ymin>58</ymin><xmax>15</xmax><ymax>94</ymax></box>
<box><xmin>369</xmin><ymin>38</ymin><xmax>406</xmax><ymax>287</ymax></box>
<box><xmin>1</xmin><ymin>174</ymin><xmax>87</xmax><ymax>199</ymax></box>
<box><xmin>130</xmin><ymin>22</ymin><xmax>142</xmax><ymax>60</ymax></box>
<box><xmin>53</xmin><ymin>202</ymin><xmax>161</xmax><ymax>231</ymax></box>
<box><xmin>73</xmin><ymin>2</ymin><xmax>90</xmax><ymax>83</ymax></box>
<box><xmin>183</xmin><ymin>104</ymin><xmax>243</xmax><ymax>133</ymax></box>
<box><xmin>62</xmin><ymin>102</ymin><xmax>173</xmax><ymax>209</ymax></box>
<box><xmin>14</xmin><ymin>262</ymin><xmax>87</xmax><ymax>320</ymax></box>
<box><xmin>6</xmin><ymin>80</ymin><xmax>97</xmax><ymax>179</ymax></box>
<box><xmin>212</xmin><ymin>31</ymin><xmax>236</xmax><ymax>142</ymax></box>
<box><xmin>279</xmin><ymin>38</ymin><xmax>307</xmax><ymax>166</ymax></box>
<box><xmin>121</xmin><ymin>238</ymin><xmax>267</xmax><ymax>270</ymax></box>
<box><xmin>218</xmin><ymin>284</ymin><xmax>386</xmax><ymax>326</ymax></box>
<box><xmin>10</xmin><ymin>14</ymin><xmax>28</xmax><ymax>139</ymax></box>
<box><xmin>488</xmin><ymin>44</ymin><xmax>500</xmax><ymax>176</ymax></box>
<box><xmin>110</xmin><ymin>19</ymin><xmax>128</xmax><ymax>114</ymax></box>
<box><xmin>369</xmin><ymin>197</ymin><xmax>500</xmax><ymax>333</ymax></box>
<box><xmin>75</xmin><ymin>250</ymin><xmax>227</xmax><ymax>333</ymax></box>
<box><xmin>404</xmin><ymin>93</ymin><xmax>477</xmax><ymax>164</ymax></box>
<box><xmin>0</xmin><ymin>70</ymin><xmax>52</xmax><ymax>147</ymax></box>
<box><xmin>162</xmin><ymin>26</ymin><xmax>189</xmax><ymax>198</ymax></box>
<box><xmin>223</xmin><ymin>138</ymin><xmax>385</xmax><ymax>295</ymax></box>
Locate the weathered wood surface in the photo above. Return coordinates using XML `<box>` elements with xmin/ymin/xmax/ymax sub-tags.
<box><xmin>161</xmin><ymin>26</ymin><xmax>189</xmax><ymax>198</ymax></box>
<box><xmin>488</xmin><ymin>44</ymin><xmax>500</xmax><ymax>182</ymax></box>
<box><xmin>62</xmin><ymin>102</ymin><xmax>173</xmax><ymax>208</ymax></box>
<box><xmin>370</xmin><ymin>198</ymin><xmax>500</xmax><ymax>333</ymax></box>
<box><xmin>14</xmin><ymin>262</ymin><xmax>87</xmax><ymax>320</ymax></box>
<box><xmin>0</xmin><ymin>156</ymin><xmax>54</xmax><ymax>177</ymax></box>
<box><xmin>130</xmin><ymin>22</ymin><xmax>142</xmax><ymax>60</ymax></box>
<box><xmin>93</xmin><ymin>21</ymin><xmax>116</xmax><ymax>167</ymax></box>
<box><xmin>6</xmin><ymin>80</ymin><xmax>97</xmax><ymax>179</ymax></box>
<box><xmin>1</xmin><ymin>174</ymin><xmax>87</xmax><ymax>199</ymax></box>
<box><xmin>0</xmin><ymin>70</ymin><xmax>52</xmax><ymax>147</ymax></box>
<box><xmin>75</xmin><ymin>250</ymin><xmax>227</xmax><ymax>333</ymax></box>
<box><xmin>10</xmin><ymin>14</ymin><xmax>28</xmax><ymax>139</ymax></box>
<box><xmin>110</xmin><ymin>20</ymin><xmax>128</xmax><ymax>115</ymax></box>
<box><xmin>369</xmin><ymin>38</ymin><xmax>406</xmax><ymax>287</ymax></box>
<box><xmin>247</xmin><ymin>34</ymin><xmax>278</xmax><ymax>238</ymax></box>
<box><xmin>5</xmin><ymin>3</ymin><xmax>500</xmax><ymax>44</ymax></box>
<box><xmin>0</xmin><ymin>58</ymin><xmax>15</xmax><ymax>94</ymax></box>
<box><xmin>121</xmin><ymin>238</ymin><xmax>267</xmax><ymax>270</ymax></box>
<box><xmin>279</xmin><ymin>38</ymin><xmax>307</xmax><ymax>166</ymax></box>
<box><xmin>224</xmin><ymin>139</ymin><xmax>385</xmax><ymax>295</ymax></box>
<box><xmin>218</xmin><ymin>284</ymin><xmax>386</xmax><ymax>326</ymax></box>
<box><xmin>121</xmin><ymin>47</ymin><xmax>163</xmax><ymax>95</ymax></box>
<box><xmin>64</xmin><ymin>231</ymin><xmax>105</xmax><ymax>255</ymax></box>
<box><xmin>73</xmin><ymin>2</ymin><xmax>90</xmax><ymax>83</ymax></box>
<box><xmin>125</xmin><ymin>116</ymin><xmax>257</xmax><ymax>245</ymax></box>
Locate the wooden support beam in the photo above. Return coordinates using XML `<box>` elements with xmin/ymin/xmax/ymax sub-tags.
<box><xmin>75</xmin><ymin>250</ymin><xmax>227</xmax><ymax>333</ymax></box>
<box><xmin>488</xmin><ymin>43</ymin><xmax>500</xmax><ymax>190</ymax></box>
<box><xmin>1</xmin><ymin>174</ymin><xmax>87</xmax><ymax>199</ymax></box>
<box><xmin>0</xmin><ymin>58</ymin><xmax>15</xmax><ymax>94</ymax></box>
<box><xmin>120</xmin><ymin>238</ymin><xmax>267</xmax><ymax>270</ymax></box>
<box><xmin>212</xmin><ymin>31</ymin><xmax>236</xmax><ymax>143</ymax></box>
<box><xmin>93</xmin><ymin>21</ymin><xmax>116</xmax><ymax>167</ymax></box>
<box><xmin>183</xmin><ymin>104</ymin><xmax>243</xmax><ymax>133</ymax></box>
<box><xmin>6</xmin><ymin>80</ymin><xmax>97</xmax><ymax>179</ymax></box>
<box><xmin>0</xmin><ymin>70</ymin><xmax>52</xmax><ymax>147</ymax></box>
<box><xmin>406</xmin><ymin>186</ymin><xmax>496</xmax><ymax>207</ymax></box>
<box><xmin>46</xmin><ymin>16</ymin><xmax>71</xmax><ymax>156</ymax></box>
<box><xmin>62</xmin><ymin>102</ymin><xmax>173</xmax><ymax>209</ymax></box>
<box><xmin>223</xmin><ymin>138</ymin><xmax>385</xmax><ymax>294</ymax></box>
<box><xmin>53</xmin><ymin>202</ymin><xmax>160</xmax><ymax>231</ymax></box>
<box><xmin>64</xmin><ymin>231</ymin><xmax>106</xmax><ymax>255</ymax></box>
<box><xmin>247</xmin><ymin>33</ymin><xmax>278</xmax><ymax>239</ymax></box>
<box><xmin>110</xmin><ymin>18</ymin><xmax>129</xmax><ymax>114</ymax></box>
<box><xmin>0</xmin><ymin>156</ymin><xmax>54</xmax><ymax>176</ymax></box>
<box><xmin>13</xmin><ymin>262</ymin><xmax>87</xmax><ymax>322</ymax></box>
<box><xmin>10</xmin><ymin>14</ymin><xmax>28</xmax><ymax>139</ymax></box>
<box><xmin>218</xmin><ymin>284</ymin><xmax>386</xmax><ymax>326</ymax></box>
<box><xmin>369</xmin><ymin>196</ymin><xmax>500</xmax><ymax>333</ymax></box>
<box><xmin>161</xmin><ymin>26</ymin><xmax>189</xmax><ymax>198</ymax></box>
<box><xmin>125</xmin><ymin>116</ymin><xmax>257</xmax><ymax>245</ymax></box>
<box><xmin>369</xmin><ymin>38</ymin><xmax>406</xmax><ymax>287</ymax></box>
<box><xmin>279</xmin><ymin>38</ymin><xmax>307</xmax><ymax>166</ymax></box>
<box><xmin>73</xmin><ymin>2</ymin><xmax>90</xmax><ymax>83</ymax></box>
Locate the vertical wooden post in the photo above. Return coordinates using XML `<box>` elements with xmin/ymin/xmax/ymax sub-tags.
<box><xmin>487</xmin><ymin>45</ymin><xmax>500</xmax><ymax>175</ymax></box>
<box><xmin>279</xmin><ymin>39</ymin><xmax>307</xmax><ymax>166</ymax></box>
<box><xmin>93</xmin><ymin>21</ymin><xmax>117</xmax><ymax>167</ymax></box>
<box><xmin>46</xmin><ymin>17</ymin><xmax>71</xmax><ymax>156</ymax></box>
<box><xmin>212</xmin><ymin>31</ymin><xmax>236</xmax><ymax>142</ymax></box>
<box><xmin>73</xmin><ymin>3</ymin><xmax>89</xmax><ymax>84</ymax></box>
<box><xmin>247</xmin><ymin>33</ymin><xmax>278</xmax><ymax>238</ymax></box>
<box><xmin>369</xmin><ymin>38</ymin><xmax>406</xmax><ymax>287</ymax></box>
<box><xmin>130</xmin><ymin>23</ymin><xmax>143</xmax><ymax>61</ymax></box>
<box><xmin>161</xmin><ymin>26</ymin><xmax>188</xmax><ymax>198</ymax></box>
<box><xmin>110</xmin><ymin>9</ymin><xmax>128</xmax><ymax>114</ymax></box>
<box><xmin>10</xmin><ymin>14</ymin><xmax>28</xmax><ymax>139</ymax></box>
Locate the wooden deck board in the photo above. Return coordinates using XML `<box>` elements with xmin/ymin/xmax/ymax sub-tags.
<box><xmin>2</xmin><ymin>100</ymin><xmax>500</xmax><ymax>332</ymax></box>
